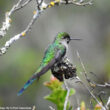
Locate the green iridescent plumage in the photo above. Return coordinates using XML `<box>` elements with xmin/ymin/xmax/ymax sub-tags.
<box><xmin>17</xmin><ymin>32</ymin><xmax>70</xmax><ymax>96</ymax></box>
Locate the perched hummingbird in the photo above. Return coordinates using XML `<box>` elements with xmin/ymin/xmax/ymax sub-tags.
<box><xmin>17</xmin><ymin>32</ymin><xmax>80</xmax><ymax>96</ymax></box>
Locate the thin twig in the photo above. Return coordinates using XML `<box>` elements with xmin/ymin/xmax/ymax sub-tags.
<box><xmin>63</xmin><ymin>75</ymin><xmax>70</xmax><ymax>110</ymax></box>
<box><xmin>75</xmin><ymin>94</ymin><xmax>80</xmax><ymax>110</ymax></box>
<box><xmin>36</xmin><ymin>0</ymin><xmax>43</xmax><ymax>9</ymax></box>
<box><xmin>105</xmin><ymin>96</ymin><xmax>110</xmax><ymax>110</ymax></box>
<box><xmin>7</xmin><ymin>0</ymin><xmax>24</xmax><ymax>15</ymax></box>
<box><xmin>75</xmin><ymin>77</ymin><xmax>106</xmax><ymax>110</ymax></box>
<box><xmin>49</xmin><ymin>106</ymin><xmax>56</xmax><ymax>110</ymax></box>
<box><xmin>76</xmin><ymin>50</ymin><xmax>110</xmax><ymax>89</ymax></box>
<box><xmin>61</xmin><ymin>0</ymin><xmax>93</xmax><ymax>6</ymax></box>
<box><xmin>76</xmin><ymin>51</ymin><xmax>88</xmax><ymax>76</ymax></box>
<box><xmin>0</xmin><ymin>0</ymin><xmax>28</xmax><ymax>38</ymax></box>
<box><xmin>76</xmin><ymin>51</ymin><xmax>93</xmax><ymax>84</ymax></box>
<box><xmin>32</xmin><ymin>105</ymin><xmax>36</xmax><ymax>110</ymax></box>
<box><xmin>95</xmin><ymin>83</ymin><xmax>110</xmax><ymax>88</ymax></box>
<box><xmin>90</xmin><ymin>72</ymin><xmax>110</xmax><ymax>88</ymax></box>
<box><xmin>15</xmin><ymin>0</ymin><xmax>32</xmax><ymax>11</ymax></box>
<box><xmin>97</xmin><ymin>91</ymin><xmax>107</xmax><ymax>106</ymax></box>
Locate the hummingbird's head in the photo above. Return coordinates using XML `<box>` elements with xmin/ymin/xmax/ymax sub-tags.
<box><xmin>55</xmin><ymin>32</ymin><xmax>81</xmax><ymax>44</ymax></box>
<box><xmin>55</xmin><ymin>32</ymin><xmax>71</xmax><ymax>44</ymax></box>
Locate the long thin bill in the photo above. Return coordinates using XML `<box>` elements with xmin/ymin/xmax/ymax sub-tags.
<box><xmin>70</xmin><ymin>38</ymin><xmax>82</xmax><ymax>40</ymax></box>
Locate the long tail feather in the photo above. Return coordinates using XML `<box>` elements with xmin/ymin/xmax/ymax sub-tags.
<box><xmin>17</xmin><ymin>64</ymin><xmax>50</xmax><ymax>96</ymax></box>
<box><xmin>17</xmin><ymin>78</ymin><xmax>36</xmax><ymax>96</ymax></box>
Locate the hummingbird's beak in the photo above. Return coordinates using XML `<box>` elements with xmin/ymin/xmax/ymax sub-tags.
<box><xmin>70</xmin><ymin>38</ymin><xmax>82</xmax><ymax>41</ymax></box>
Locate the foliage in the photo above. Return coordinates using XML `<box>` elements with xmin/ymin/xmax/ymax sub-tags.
<box><xmin>80</xmin><ymin>101</ymin><xmax>102</xmax><ymax>110</ymax></box>
<box><xmin>44</xmin><ymin>76</ymin><xmax>75</xmax><ymax>110</ymax></box>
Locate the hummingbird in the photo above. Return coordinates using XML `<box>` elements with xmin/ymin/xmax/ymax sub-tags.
<box><xmin>17</xmin><ymin>32</ymin><xmax>80</xmax><ymax>96</ymax></box>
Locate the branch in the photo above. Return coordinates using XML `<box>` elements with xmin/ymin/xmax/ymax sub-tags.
<box><xmin>76</xmin><ymin>50</ymin><xmax>93</xmax><ymax>85</ymax></box>
<box><xmin>75</xmin><ymin>77</ymin><xmax>106</xmax><ymax>110</ymax></box>
<box><xmin>32</xmin><ymin>105</ymin><xmax>36</xmax><ymax>110</ymax></box>
<box><xmin>90</xmin><ymin>72</ymin><xmax>110</xmax><ymax>88</ymax></box>
<box><xmin>61</xmin><ymin>0</ymin><xmax>93</xmax><ymax>6</ymax></box>
<box><xmin>0</xmin><ymin>9</ymin><xmax>41</xmax><ymax>55</ymax></box>
<box><xmin>0</xmin><ymin>0</ymin><xmax>32</xmax><ymax>38</ymax></box>
<box><xmin>76</xmin><ymin>51</ymin><xmax>110</xmax><ymax>110</ymax></box>
<box><xmin>74</xmin><ymin>95</ymin><xmax>80</xmax><ymax>110</ymax></box>
<box><xmin>97</xmin><ymin>91</ymin><xmax>106</xmax><ymax>106</ymax></box>
<box><xmin>15</xmin><ymin>0</ymin><xmax>32</xmax><ymax>11</ymax></box>
<box><xmin>95</xmin><ymin>83</ymin><xmax>110</xmax><ymax>88</ymax></box>
<box><xmin>105</xmin><ymin>96</ymin><xmax>110</xmax><ymax>110</ymax></box>
<box><xmin>63</xmin><ymin>75</ymin><xmax>70</xmax><ymax>110</ymax></box>
<box><xmin>49</xmin><ymin>106</ymin><xmax>56</xmax><ymax>110</ymax></box>
<box><xmin>0</xmin><ymin>0</ymin><xmax>93</xmax><ymax>56</ymax></box>
<box><xmin>76</xmin><ymin>50</ymin><xmax>110</xmax><ymax>89</ymax></box>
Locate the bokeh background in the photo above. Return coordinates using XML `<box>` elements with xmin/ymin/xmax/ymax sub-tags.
<box><xmin>0</xmin><ymin>0</ymin><xmax>110</xmax><ymax>109</ymax></box>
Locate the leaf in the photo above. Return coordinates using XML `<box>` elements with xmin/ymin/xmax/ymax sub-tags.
<box><xmin>44</xmin><ymin>76</ymin><xmax>76</xmax><ymax>110</ymax></box>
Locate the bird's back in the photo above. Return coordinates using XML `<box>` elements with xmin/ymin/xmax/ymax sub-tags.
<box><xmin>38</xmin><ymin>41</ymin><xmax>66</xmax><ymax>72</ymax></box>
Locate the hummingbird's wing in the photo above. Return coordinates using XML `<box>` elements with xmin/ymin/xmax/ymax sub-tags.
<box><xmin>17</xmin><ymin>47</ymin><xmax>66</xmax><ymax>96</ymax></box>
<box><xmin>35</xmin><ymin>49</ymin><xmax>65</xmax><ymax>78</ymax></box>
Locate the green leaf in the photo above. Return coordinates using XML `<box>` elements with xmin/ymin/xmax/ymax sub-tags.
<box><xmin>44</xmin><ymin>77</ymin><xmax>75</xmax><ymax>110</ymax></box>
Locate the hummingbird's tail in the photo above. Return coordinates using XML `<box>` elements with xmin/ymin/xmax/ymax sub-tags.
<box><xmin>17</xmin><ymin>66</ymin><xmax>47</xmax><ymax>96</ymax></box>
<box><xmin>17</xmin><ymin>60</ymin><xmax>54</xmax><ymax>96</ymax></box>
<box><xmin>17</xmin><ymin>77</ymin><xmax>37</xmax><ymax>96</ymax></box>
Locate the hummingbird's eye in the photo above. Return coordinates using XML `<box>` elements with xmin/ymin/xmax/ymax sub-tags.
<box><xmin>65</xmin><ymin>35</ymin><xmax>70</xmax><ymax>39</ymax></box>
<box><xmin>62</xmin><ymin>35</ymin><xmax>70</xmax><ymax>40</ymax></box>
<box><xmin>63</xmin><ymin>36</ymin><xmax>68</xmax><ymax>39</ymax></box>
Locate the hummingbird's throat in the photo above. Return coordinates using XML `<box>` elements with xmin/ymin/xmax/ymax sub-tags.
<box><xmin>61</xmin><ymin>40</ymin><xmax>68</xmax><ymax>49</ymax></box>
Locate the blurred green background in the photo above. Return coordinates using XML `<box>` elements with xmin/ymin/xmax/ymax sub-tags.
<box><xmin>0</xmin><ymin>0</ymin><xmax>110</xmax><ymax>109</ymax></box>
